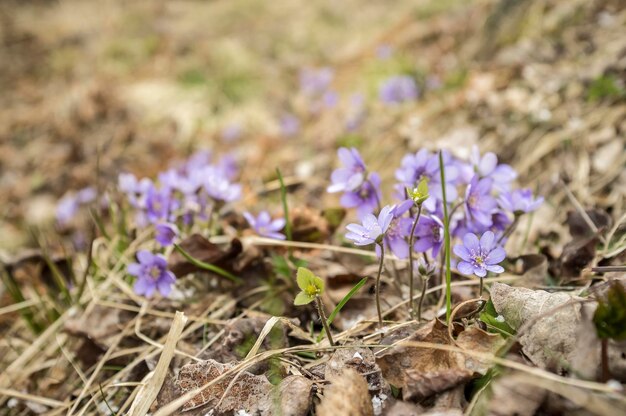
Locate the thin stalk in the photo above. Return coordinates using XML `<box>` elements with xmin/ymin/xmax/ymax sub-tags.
<box><xmin>600</xmin><ymin>338</ymin><xmax>610</xmax><ymax>382</ymax></box>
<box><xmin>439</xmin><ymin>151</ymin><xmax>452</xmax><ymax>323</ymax></box>
<box><xmin>479</xmin><ymin>278</ymin><xmax>484</xmax><ymax>299</ymax></box>
<box><xmin>375</xmin><ymin>242</ymin><xmax>386</xmax><ymax>328</ymax></box>
<box><xmin>408</xmin><ymin>204</ymin><xmax>423</xmax><ymax>319</ymax></box>
<box><xmin>498</xmin><ymin>214</ymin><xmax>520</xmax><ymax>244</ymax></box>
<box><xmin>417</xmin><ymin>277</ymin><xmax>428</xmax><ymax>321</ymax></box>
<box><xmin>315</xmin><ymin>297</ymin><xmax>334</xmax><ymax>346</ymax></box>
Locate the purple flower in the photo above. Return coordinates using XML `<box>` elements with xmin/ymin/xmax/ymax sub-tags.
<box><xmin>145</xmin><ymin>186</ymin><xmax>175</xmax><ymax>223</ymax></box>
<box><xmin>468</xmin><ymin>146</ymin><xmax>517</xmax><ymax>191</ymax></box>
<box><xmin>300</xmin><ymin>67</ymin><xmax>334</xmax><ymax>96</ymax></box>
<box><xmin>464</xmin><ymin>175</ymin><xmax>497</xmax><ymax>228</ymax></box>
<box><xmin>382</xmin><ymin>201</ymin><xmax>413</xmax><ymax>259</ymax></box>
<box><xmin>345</xmin><ymin>205</ymin><xmax>394</xmax><ymax>246</ymax></box>
<box><xmin>340</xmin><ymin>172</ymin><xmax>382</xmax><ymax>219</ymax></box>
<box><xmin>203</xmin><ymin>167</ymin><xmax>242</xmax><ymax>202</ymax></box>
<box><xmin>244</xmin><ymin>211</ymin><xmax>286</xmax><ymax>240</ymax></box>
<box><xmin>453</xmin><ymin>231</ymin><xmax>505</xmax><ymax>277</ymax></box>
<box><xmin>56</xmin><ymin>195</ymin><xmax>79</xmax><ymax>226</ymax></box>
<box><xmin>128</xmin><ymin>250</ymin><xmax>176</xmax><ymax>297</ymax></box>
<box><xmin>155</xmin><ymin>222</ymin><xmax>179</xmax><ymax>246</ymax></box>
<box><xmin>379</xmin><ymin>75</ymin><xmax>418</xmax><ymax>104</ymax></box>
<box><xmin>498</xmin><ymin>189</ymin><xmax>543</xmax><ymax>215</ymax></box>
<box><xmin>327</xmin><ymin>147</ymin><xmax>367</xmax><ymax>193</ymax></box>
<box><xmin>413</xmin><ymin>214</ymin><xmax>445</xmax><ymax>258</ymax></box>
<box><xmin>280</xmin><ymin>113</ymin><xmax>300</xmax><ymax>138</ymax></box>
<box><xmin>395</xmin><ymin>149</ymin><xmax>458</xmax><ymax>211</ymax></box>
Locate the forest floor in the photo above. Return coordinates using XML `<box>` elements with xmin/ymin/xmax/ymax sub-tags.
<box><xmin>0</xmin><ymin>0</ymin><xmax>625</xmax><ymax>415</ymax></box>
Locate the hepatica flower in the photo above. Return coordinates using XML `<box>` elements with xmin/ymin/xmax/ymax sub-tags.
<box><xmin>128</xmin><ymin>250</ymin><xmax>176</xmax><ymax>298</ymax></box>
<box><xmin>379</xmin><ymin>75</ymin><xmax>418</xmax><ymax>105</ymax></box>
<box><xmin>498</xmin><ymin>189</ymin><xmax>543</xmax><ymax>215</ymax></box>
<box><xmin>453</xmin><ymin>231</ymin><xmax>505</xmax><ymax>277</ymax></box>
<box><xmin>327</xmin><ymin>147</ymin><xmax>367</xmax><ymax>193</ymax></box>
<box><xmin>464</xmin><ymin>175</ymin><xmax>497</xmax><ymax>229</ymax></box>
<box><xmin>413</xmin><ymin>214</ymin><xmax>445</xmax><ymax>258</ymax></box>
<box><xmin>244</xmin><ymin>211</ymin><xmax>286</xmax><ymax>240</ymax></box>
<box><xmin>469</xmin><ymin>146</ymin><xmax>517</xmax><ymax>191</ymax></box>
<box><xmin>345</xmin><ymin>205</ymin><xmax>394</xmax><ymax>246</ymax></box>
<box><xmin>383</xmin><ymin>202</ymin><xmax>413</xmax><ymax>259</ymax></box>
<box><xmin>155</xmin><ymin>222</ymin><xmax>179</xmax><ymax>246</ymax></box>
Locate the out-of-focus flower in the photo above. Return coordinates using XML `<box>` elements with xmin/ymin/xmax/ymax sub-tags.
<box><xmin>379</xmin><ymin>75</ymin><xmax>418</xmax><ymax>104</ymax></box>
<box><xmin>340</xmin><ymin>172</ymin><xmax>382</xmax><ymax>219</ymax></box>
<box><xmin>221</xmin><ymin>123</ymin><xmax>242</xmax><ymax>143</ymax></box>
<box><xmin>146</xmin><ymin>186</ymin><xmax>174</xmax><ymax>223</ymax></box>
<box><xmin>300</xmin><ymin>67</ymin><xmax>334</xmax><ymax>96</ymax></box>
<box><xmin>203</xmin><ymin>168</ymin><xmax>242</xmax><ymax>202</ymax></box>
<box><xmin>453</xmin><ymin>231</ymin><xmax>505</xmax><ymax>277</ymax></box>
<box><xmin>498</xmin><ymin>189</ymin><xmax>543</xmax><ymax>215</ymax></box>
<box><xmin>468</xmin><ymin>146</ymin><xmax>517</xmax><ymax>190</ymax></box>
<box><xmin>155</xmin><ymin>222</ymin><xmax>179</xmax><ymax>246</ymax></box>
<box><xmin>412</xmin><ymin>214</ymin><xmax>444</xmax><ymax>258</ymax></box>
<box><xmin>128</xmin><ymin>250</ymin><xmax>176</xmax><ymax>297</ymax></box>
<box><xmin>243</xmin><ymin>211</ymin><xmax>286</xmax><ymax>240</ymax></box>
<box><xmin>55</xmin><ymin>187</ymin><xmax>97</xmax><ymax>226</ymax></box>
<box><xmin>382</xmin><ymin>202</ymin><xmax>413</xmax><ymax>259</ymax></box>
<box><xmin>280</xmin><ymin>113</ymin><xmax>300</xmax><ymax>138</ymax></box>
<box><xmin>345</xmin><ymin>205</ymin><xmax>394</xmax><ymax>246</ymax></box>
<box><xmin>464</xmin><ymin>175</ymin><xmax>497</xmax><ymax>228</ymax></box>
<box><xmin>327</xmin><ymin>147</ymin><xmax>367</xmax><ymax>193</ymax></box>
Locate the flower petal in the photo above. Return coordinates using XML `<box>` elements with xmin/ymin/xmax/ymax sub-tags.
<box><xmin>485</xmin><ymin>247</ymin><xmax>506</xmax><ymax>265</ymax></box>
<box><xmin>457</xmin><ymin>261</ymin><xmax>474</xmax><ymax>276</ymax></box>
<box><xmin>463</xmin><ymin>233</ymin><xmax>480</xmax><ymax>252</ymax></box>
<box><xmin>480</xmin><ymin>231</ymin><xmax>495</xmax><ymax>252</ymax></box>
<box><xmin>453</xmin><ymin>244</ymin><xmax>472</xmax><ymax>261</ymax></box>
<box><xmin>136</xmin><ymin>250</ymin><xmax>154</xmax><ymax>265</ymax></box>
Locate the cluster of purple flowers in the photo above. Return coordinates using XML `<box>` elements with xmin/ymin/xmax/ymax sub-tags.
<box><xmin>379</xmin><ymin>75</ymin><xmax>419</xmax><ymax>105</ymax></box>
<box><xmin>299</xmin><ymin>67</ymin><xmax>338</xmax><ymax>114</ymax></box>
<box><xmin>333</xmin><ymin>145</ymin><xmax>543</xmax><ymax>278</ymax></box>
<box><xmin>56</xmin><ymin>187</ymin><xmax>98</xmax><ymax>226</ymax></box>
<box><xmin>118</xmin><ymin>150</ymin><xmax>241</xmax><ymax>231</ymax></box>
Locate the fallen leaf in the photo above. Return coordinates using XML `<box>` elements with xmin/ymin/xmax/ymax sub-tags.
<box><xmin>175</xmin><ymin>359</ymin><xmax>273</xmax><ymax>413</ymax></box>
<box><xmin>317</xmin><ymin>369</ymin><xmax>374</xmax><ymax>416</ymax></box>
<box><xmin>276</xmin><ymin>375</ymin><xmax>314</xmax><ymax>416</ymax></box>
<box><xmin>559</xmin><ymin>235</ymin><xmax>598</xmax><ymax>278</ymax></box>
<box><xmin>64</xmin><ymin>304</ymin><xmax>131</xmax><ymax>348</ymax></box>
<box><xmin>377</xmin><ymin>320</ymin><xmax>503</xmax><ymax>401</ymax></box>
<box><xmin>484</xmin><ymin>372</ymin><xmax>547</xmax><ymax>416</ymax></box>
<box><xmin>510</xmin><ymin>254</ymin><xmax>549</xmax><ymax>287</ymax></box>
<box><xmin>325</xmin><ymin>347</ymin><xmax>388</xmax><ymax>395</ymax></box>
<box><xmin>566</xmin><ymin>209</ymin><xmax>612</xmax><ymax>239</ymax></box>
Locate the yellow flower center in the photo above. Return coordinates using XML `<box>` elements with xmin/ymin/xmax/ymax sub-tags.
<box><xmin>305</xmin><ymin>284</ymin><xmax>319</xmax><ymax>297</ymax></box>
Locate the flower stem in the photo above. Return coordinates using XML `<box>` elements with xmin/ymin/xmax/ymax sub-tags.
<box><xmin>375</xmin><ymin>243</ymin><xmax>385</xmax><ymax>328</ymax></box>
<box><xmin>408</xmin><ymin>204</ymin><xmax>423</xmax><ymax>319</ymax></box>
<box><xmin>438</xmin><ymin>151</ymin><xmax>452</xmax><ymax>324</ymax></box>
<box><xmin>601</xmin><ymin>338</ymin><xmax>610</xmax><ymax>382</ymax></box>
<box><xmin>315</xmin><ymin>296</ymin><xmax>334</xmax><ymax>346</ymax></box>
<box><xmin>498</xmin><ymin>214</ymin><xmax>520</xmax><ymax>244</ymax></box>
<box><xmin>417</xmin><ymin>277</ymin><xmax>428</xmax><ymax>321</ymax></box>
<box><xmin>479</xmin><ymin>277</ymin><xmax>484</xmax><ymax>298</ymax></box>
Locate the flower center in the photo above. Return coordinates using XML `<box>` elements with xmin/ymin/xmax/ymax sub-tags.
<box><xmin>305</xmin><ymin>284</ymin><xmax>319</xmax><ymax>297</ymax></box>
<box><xmin>149</xmin><ymin>266</ymin><xmax>161</xmax><ymax>280</ymax></box>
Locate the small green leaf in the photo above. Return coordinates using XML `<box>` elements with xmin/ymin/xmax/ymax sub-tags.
<box><xmin>296</xmin><ymin>267</ymin><xmax>324</xmax><ymax>295</ymax></box>
<box><xmin>593</xmin><ymin>281</ymin><xmax>626</xmax><ymax>341</ymax></box>
<box><xmin>479</xmin><ymin>298</ymin><xmax>516</xmax><ymax>338</ymax></box>
<box><xmin>294</xmin><ymin>291</ymin><xmax>314</xmax><ymax>306</ymax></box>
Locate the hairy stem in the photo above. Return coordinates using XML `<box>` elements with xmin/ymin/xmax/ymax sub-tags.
<box><xmin>479</xmin><ymin>277</ymin><xmax>484</xmax><ymax>298</ymax></box>
<box><xmin>408</xmin><ymin>204</ymin><xmax>423</xmax><ymax>319</ymax></box>
<box><xmin>375</xmin><ymin>243</ymin><xmax>385</xmax><ymax>328</ymax></box>
<box><xmin>315</xmin><ymin>296</ymin><xmax>334</xmax><ymax>346</ymax></box>
<box><xmin>417</xmin><ymin>277</ymin><xmax>428</xmax><ymax>322</ymax></box>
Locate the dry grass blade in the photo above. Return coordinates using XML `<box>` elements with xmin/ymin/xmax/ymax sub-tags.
<box><xmin>128</xmin><ymin>311</ymin><xmax>187</xmax><ymax>416</ymax></box>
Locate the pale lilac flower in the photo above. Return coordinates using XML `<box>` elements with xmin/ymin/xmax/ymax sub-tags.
<box><xmin>340</xmin><ymin>172</ymin><xmax>382</xmax><ymax>219</ymax></box>
<box><xmin>379</xmin><ymin>75</ymin><xmax>418</xmax><ymax>104</ymax></box>
<box><xmin>146</xmin><ymin>186</ymin><xmax>174</xmax><ymax>223</ymax></box>
<box><xmin>56</xmin><ymin>196</ymin><xmax>79</xmax><ymax>226</ymax></box>
<box><xmin>468</xmin><ymin>146</ymin><xmax>517</xmax><ymax>190</ymax></box>
<box><xmin>382</xmin><ymin>201</ymin><xmax>413</xmax><ymax>259</ymax></box>
<box><xmin>280</xmin><ymin>114</ymin><xmax>300</xmax><ymax>138</ymax></box>
<box><xmin>221</xmin><ymin>123</ymin><xmax>242</xmax><ymax>143</ymax></box>
<box><xmin>464</xmin><ymin>175</ymin><xmax>497</xmax><ymax>228</ymax></box>
<box><xmin>203</xmin><ymin>168</ymin><xmax>242</xmax><ymax>202</ymax></box>
<box><xmin>128</xmin><ymin>250</ymin><xmax>176</xmax><ymax>297</ymax></box>
<box><xmin>155</xmin><ymin>222</ymin><xmax>179</xmax><ymax>246</ymax></box>
<box><xmin>453</xmin><ymin>231</ymin><xmax>505</xmax><ymax>277</ymax></box>
<box><xmin>412</xmin><ymin>214</ymin><xmax>445</xmax><ymax>258</ymax></box>
<box><xmin>244</xmin><ymin>211</ymin><xmax>286</xmax><ymax>240</ymax></box>
<box><xmin>395</xmin><ymin>149</ymin><xmax>458</xmax><ymax>211</ymax></box>
<box><xmin>327</xmin><ymin>147</ymin><xmax>367</xmax><ymax>193</ymax></box>
<box><xmin>498</xmin><ymin>189</ymin><xmax>543</xmax><ymax>215</ymax></box>
<box><xmin>345</xmin><ymin>205</ymin><xmax>394</xmax><ymax>246</ymax></box>
<box><xmin>300</xmin><ymin>67</ymin><xmax>334</xmax><ymax>96</ymax></box>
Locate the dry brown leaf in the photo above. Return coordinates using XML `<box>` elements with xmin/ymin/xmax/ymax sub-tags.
<box><xmin>276</xmin><ymin>375</ymin><xmax>314</xmax><ymax>416</ymax></box>
<box><xmin>484</xmin><ymin>372</ymin><xmax>547</xmax><ymax>416</ymax></box>
<box><xmin>175</xmin><ymin>359</ymin><xmax>273</xmax><ymax>413</ymax></box>
<box><xmin>510</xmin><ymin>254</ymin><xmax>549</xmax><ymax>287</ymax></box>
<box><xmin>377</xmin><ymin>320</ymin><xmax>503</xmax><ymax>401</ymax></box>
<box><xmin>64</xmin><ymin>304</ymin><xmax>131</xmax><ymax>348</ymax></box>
<box><xmin>317</xmin><ymin>369</ymin><xmax>374</xmax><ymax>416</ymax></box>
<box><xmin>325</xmin><ymin>347</ymin><xmax>388</xmax><ymax>395</ymax></box>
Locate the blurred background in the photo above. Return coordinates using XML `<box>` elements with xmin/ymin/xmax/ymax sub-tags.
<box><xmin>1</xmin><ymin>0</ymin><xmax>624</xmax><ymax>252</ymax></box>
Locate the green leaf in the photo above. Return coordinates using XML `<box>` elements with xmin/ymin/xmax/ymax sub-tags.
<box><xmin>593</xmin><ymin>281</ymin><xmax>626</xmax><ymax>341</ymax></box>
<box><xmin>479</xmin><ymin>299</ymin><xmax>516</xmax><ymax>338</ymax></box>
<box><xmin>296</xmin><ymin>267</ymin><xmax>324</xmax><ymax>295</ymax></box>
<box><xmin>173</xmin><ymin>244</ymin><xmax>242</xmax><ymax>284</ymax></box>
<box><xmin>317</xmin><ymin>277</ymin><xmax>367</xmax><ymax>342</ymax></box>
<box><xmin>294</xmin><ymin>291</ymin><xmax>314</xmax><ymax>306</ymax></box>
